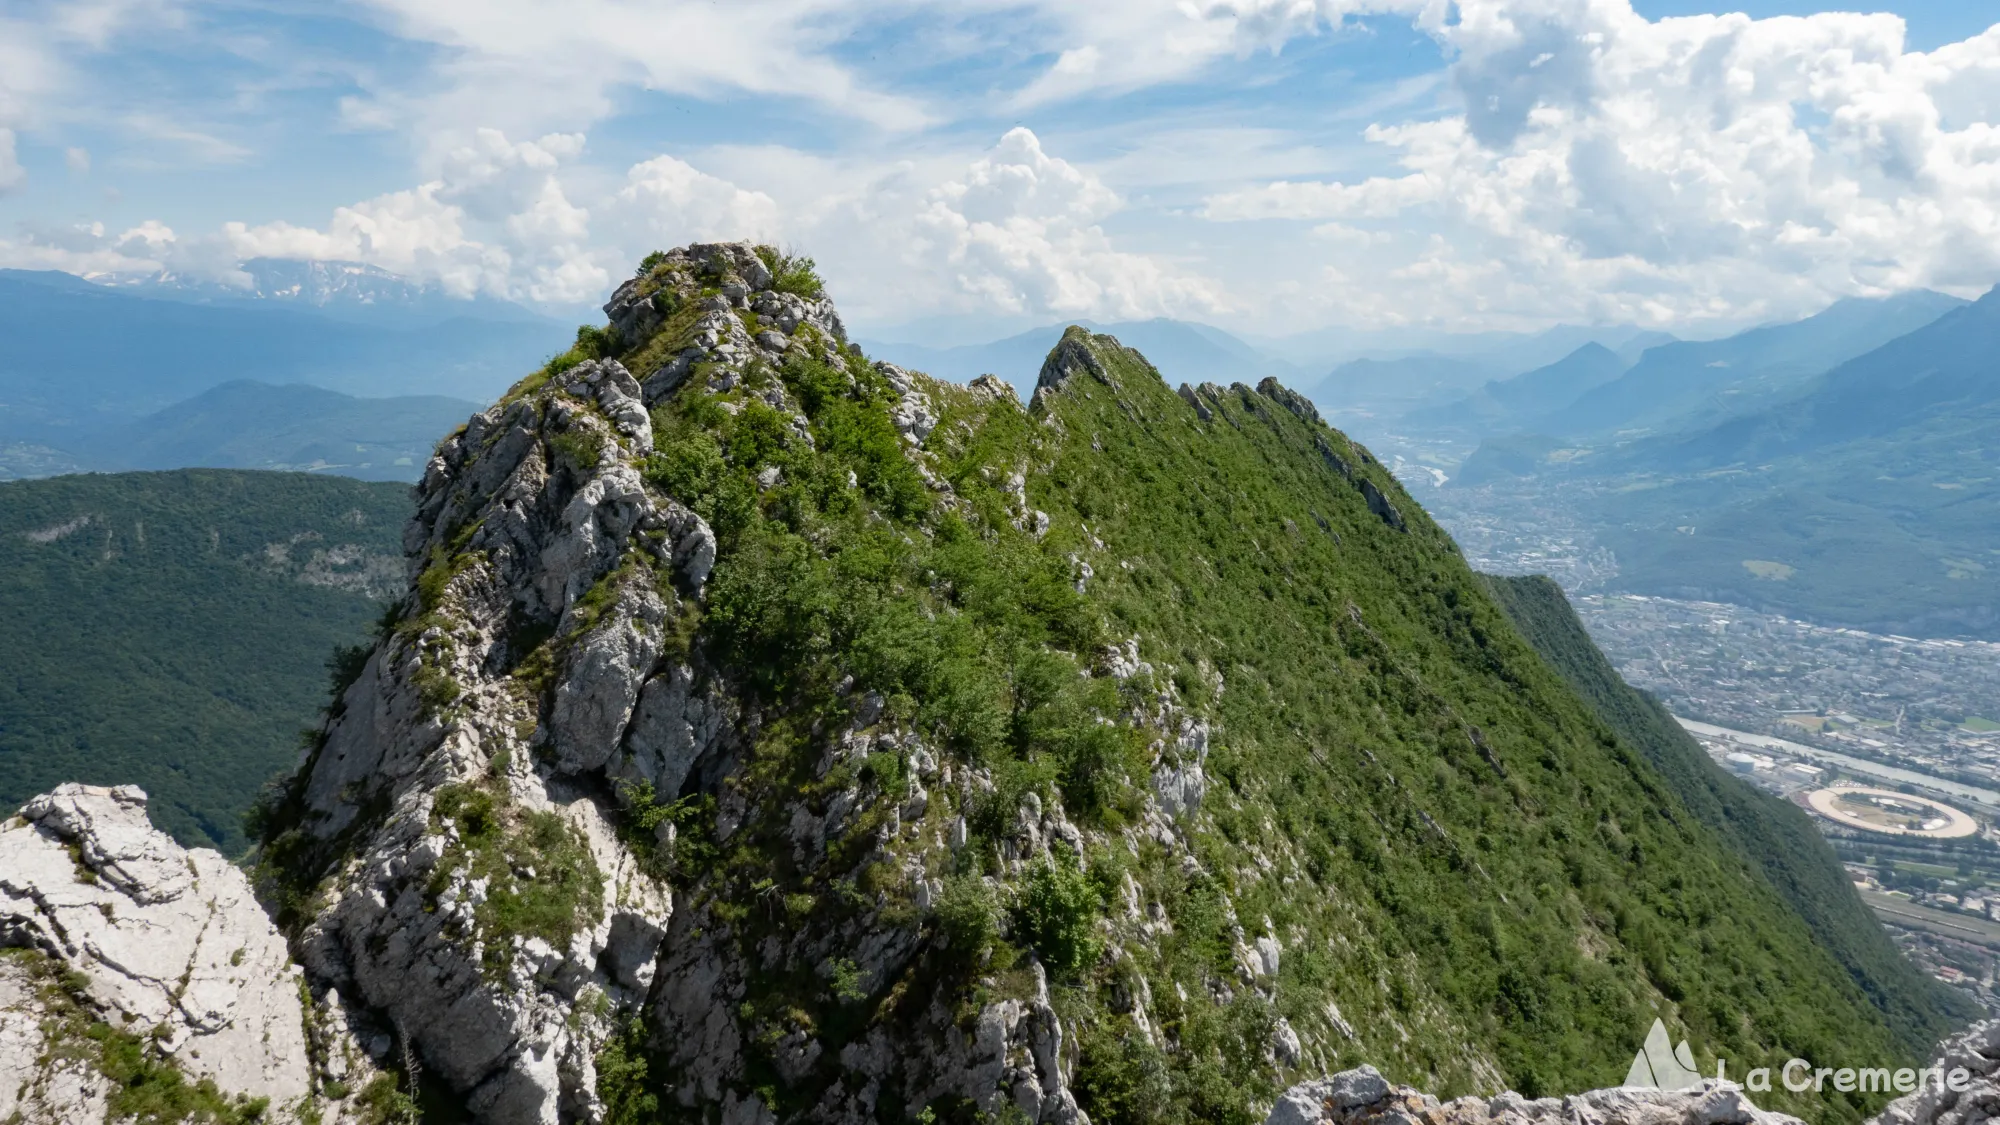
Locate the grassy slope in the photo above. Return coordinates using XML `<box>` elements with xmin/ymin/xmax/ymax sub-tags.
<box><xmin>0</xmin><ymin>470</ymin><xmax>409</xmax><ymax>852</ymax></box>
<box><xmin>1477</xmin><ymin>573</ymin><xmax>1971</xmax><ymax>1054</ymax></box>
<box><xmin>597</xmin><ymin>290</ymin><xmax>1928</xmax><ymax>1123</ymax></box>
<box><xmin>1008</xmin><ymin>343</ymin><xmax>1909</xmax><ymax>1117</ymax></box>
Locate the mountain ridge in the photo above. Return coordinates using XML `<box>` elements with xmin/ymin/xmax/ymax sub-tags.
<box><xmin>92</xmin><ymin>256</ymin><xmax>548</xmax><ymax>328</ymax></box>
<box><xmin>213</xmin><ymin>241</ymin><xmax>1937</xmax><ymax>1124</ymax></box>
<box><xmin>1530</xmin><ymin>291</ymin><xmax>1966</xmax><ymax>439</ymax></box>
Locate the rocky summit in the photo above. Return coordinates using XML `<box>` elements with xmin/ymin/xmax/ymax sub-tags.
<box><xmin>0</xmin><ymin>241</ymin><xmax>1989</xmax><ymax>1125</ymax></box>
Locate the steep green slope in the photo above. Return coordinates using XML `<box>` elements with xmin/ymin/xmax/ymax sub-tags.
<box><xmin>1477</xmin><ymin>573</ymin><xmax>1972</xmax><ymax>1053</ymax></box>
<box><xmin>0</xmin><ymin>470</ymin><xmax>409</xmax><ymax>851</ymax></box>
<box><xmin>513</xmin><ymin>279</ymin><xmax>1930</xmax><ymax>1120</ymax></box>
<box><xmin>985</xmin><ymin>345</ymin><xmax>1907</xmax><ymax>1118</ymax></box>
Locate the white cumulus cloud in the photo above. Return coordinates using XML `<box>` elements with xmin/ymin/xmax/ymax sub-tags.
<box><xmin>610</xmin><ymin>156</ymin><xmax>784</xmax><ymax>250</ymax></box>
<box><xmin>1201</xmin><ymin>1</ymin><xmax>2000</xmax><ymax>326</ymax></box>
<box><xmin>598</xmin><ymin>129</ymin><xmax>1220</xmax><ymax>325</ymax></box>
<box><xmin>904</xmin><ymin>127</ymin><xmax>1223</xmax><ymax>318</ymax></box>
<box><xmin>214</xmin><ymin>129</ymin><xmax>605</xmax><ymax>303</ymax></box>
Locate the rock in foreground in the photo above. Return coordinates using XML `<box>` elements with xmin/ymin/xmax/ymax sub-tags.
<box><xmin>1268</xmin><ymin>1067</ymin><xmax>1804</xmax><ymax>1125</ymax></box>
<box><xmin>1873</xmin><ymin>1020</ymin><xmax>2000</xmax><ymax>1125</ymax></box>
<box><xmin>0</xmin><ymin>783</ymin><xmax>370</xmax><ymax>1125</ymax></box>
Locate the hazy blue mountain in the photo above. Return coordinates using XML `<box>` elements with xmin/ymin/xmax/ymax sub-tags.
<box><xmin>1448</xmin><ymin>433</ymin><xmax>1572</xmax><ymax>487</ymax></box>
<box><xmin>1620</xmin><ymin>285</ymin><xmax>2000</xmax><ymax>472</ymax></box>
<box><xmin>1547</xmin><ymin>287</ymin><xmax>2000</xmax><ymax>637</ymax></box>
<box><xmin>94</xmin><ymin>257</ymin><xmax>544</xmax><ymax>328</ymax></box>
<box><xmin>861</xmin><ymin>317</ymin><xmax>1303</xmax><ymax>391</ymax></box>
<box><xmin>1311</xmin><ymin>353</ymin><xmax>1495</xmax><ymax>410</ymax></box>
<box><xmin>1407</xmin><ymin>342</ymin><xmax>1631</xmax><ymax>432</ymax></box>
<box><xmin>93</xmin><ymin>381</ymin><xmax>479</xmax><ymax>482</ymax></box>
<box><xmin>1490</xmin><ymin>342</ymin><xmax>1631</xmax><ymax>413</ymax></box>
<box><xmin>1251</xmin><ymin>321</ymin><xmax>1672</xmax><ymax>374</ymax></box>
<box><xmin>1533</xmin><ymin>290</ymin><xmax>1966</xmax><ymax>438</ymax></box>
<box><xmin>0</xmin><ymin>269</ymin><xmax>568</xmax><ymax>473</ymax></box>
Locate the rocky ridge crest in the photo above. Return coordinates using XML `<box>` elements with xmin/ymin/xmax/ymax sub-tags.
<box><xmin>3</xmin><ymin>240</ymin><xmax>1980</xmax><ymax>1125</ymax></box>
<box><xmin>244</xmin><ymin>241</ymin><xmax>1114</xmax><ymax>1124</ymax></box>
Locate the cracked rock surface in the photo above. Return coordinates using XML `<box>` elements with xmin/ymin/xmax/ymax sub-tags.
<box><xmin>0</xmin><ymin>783</ymin><xmax>365</xmax><ymax>1123</ymax></box>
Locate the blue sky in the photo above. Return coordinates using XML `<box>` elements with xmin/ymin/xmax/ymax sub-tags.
<box><xmin>2</xmin><ymin>1</ymin><xmax>1998</xmax><ymax>339</ymax></box>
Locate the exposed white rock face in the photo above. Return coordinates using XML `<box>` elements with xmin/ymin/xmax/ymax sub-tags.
<box><xmin>0</xmin><ymin>784</ymin><xmax>363</xmax><ymax>1123</ymax></box>
<box><xmin>601</xmin><ymin>241</ymin><xmax>851</xmax><ymax>409</ymax></box>
<box><xmin>1874</xmin><ymin>1019</ymin><xmax>2000</xmax><ymax>1125</ymax></box>
<box><xmin>1266</xmin><ymin>1066</ymin><xmax>1806</xmax><ymax>1125</ymax></box>
<box><xmin>877</xmin><ymin>361</ymin><xmax>938</xmax><ymax>445</ymax></box>
<box><xmin>270</xmin><ymin>243</ymin><xmax>905</xmax><ymax>1125</ymax></box>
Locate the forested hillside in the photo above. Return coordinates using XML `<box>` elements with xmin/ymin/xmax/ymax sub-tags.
<box><xmin>1479</xmin><ymin>573</ymin><xmax>1971</xmax><ymax>1054</ymax></box>
<box><xmin>0</xmin><ymin>470</ymin><xmax>411</xmax><ymax>851</ymax></box>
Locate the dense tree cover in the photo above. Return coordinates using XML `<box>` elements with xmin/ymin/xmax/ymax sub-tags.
<box><xmin>0</xmin><ymin>469</ymin><xmax>409</xmax><ymax>852</ymax></box>
<box><xmin>1478</xmin><ymin>573</ymin><xmax>1972</xmax><ymax>1055</ymax></box>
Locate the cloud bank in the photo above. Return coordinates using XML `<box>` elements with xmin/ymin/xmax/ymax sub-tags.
<box><xmin>1204</xmin><ymin>2</ymin><xmax>2000</xmax><ymax>325</ymax></box>
<box><xmin>3</xmin><ymin>0</ymin><xmax>1999</xmax><ymax>334</ymax></box>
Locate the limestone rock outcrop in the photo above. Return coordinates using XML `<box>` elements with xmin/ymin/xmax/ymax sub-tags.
<box><xmin>1874</xmin><ymin>1019</ymin><xmax>2000</xmax><ymax>1125</ymax></box>
<box><xmin>1267</xmin><ymin>1067</ymin><xmax>1805</xmax><ymax>1125</ymax></box>
<box><xmin>0</xmin><ymin>783</ymin><xmax>368</xmax><ymax>1124</ymax></box>
<box><xmin>253</xmin><ymin>241</ymin><xmax>1098</xmax><ymax>1125</ymax></box>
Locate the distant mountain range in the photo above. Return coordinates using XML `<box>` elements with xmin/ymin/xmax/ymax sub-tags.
<box><xmin>1407</xmin><ymin>343</ymin><xmax>1630</xmax><ymax>432</ymax></box>
<box><xmin>1531</xmin><ymin>290</ymin><xmax>1966</xmax><ymax>439</ymax></box>
<box><xmin>1432</xmin><ymin>284</ymin><xmax>2000</xmax><ymax>638</ymax></box>
<box><xmin>93</xmin><ymin>257</ymin><xmax>545</xmax><ymax>329</ymax></box>
<box><xmin>98</xmin><ymin>381</ymin><xmax>481</xmax><ymax>482</ymax></box>
<box><xmin>862</xmin><ymin>318</ymin><xmax>1679</xmax><ymax>420</ymax></box>
<box><xmin>0</xmin><ymin>265</ymin><xmax>568</xmax><ymax>483</ymax></box>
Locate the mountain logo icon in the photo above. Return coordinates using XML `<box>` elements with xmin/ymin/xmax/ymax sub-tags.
<box><xmin>1623</xmin><ymin>1019</ymin><xmax>1703</xmax><ymax>1090</ymax></box>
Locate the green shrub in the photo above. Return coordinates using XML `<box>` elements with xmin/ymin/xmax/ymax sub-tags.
<box><xmin>1018</xmin><ymin>854</ymin><xmax>1101</xmax><ymax>979</ymax></box>
<box><xmin>1074</xmin><ymin>1022</ymin><xmax>1178</xmax><ymax>1125</ymax></box>
<box><xmin>430</xmin><ymin>783</ymin><xmax>605</xmax><ymax>976</ymax></box>
<box><xmin>828</xmin><ymin>957</ymin><xmax>868</xmax><ymax>1002</ymax></box>
<box><xmin>861</xmin><ymin>750</ymin><xmax>907</xmax><ymax>799</ymax></box>
<box><xmin>754</xmin><ymin>245</ymin><xmax>825</xmax><ymax>299</ymax></box>
<box><xmin>574</xmin><ymin>323</ymin><xmax>616</xmax><ymax>359</ymax></box>
<box><xmin>934</xmin><ymin>874</ymin><xmax>1003</xmax><ymax>965</ymax></box>
<box><xmin>549</xmin><ymin>428</ymin><xmax>607</xmax><ymax>472</ymax></box>
<box><xmin>596</xmin><ymin>1020</ymin><xmax>664</xmax><ymax>1125</ymax></box>
<box><xmin>644</xmin><ymin>433</ymin><xmax>726</xmax><ymax>508</ymax></box>
<box><xmin>354</xmin><ymin>1073</ymin><xmax>421</xmax><ymax>1125</ymax></box>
